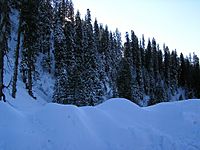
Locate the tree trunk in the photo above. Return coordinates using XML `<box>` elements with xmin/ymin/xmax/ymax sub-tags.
<box><xmin>0</xmin><ymin>48</ymin><xmax>4</xmax><ymax>101</ymax></box>
<box><xmin>12</xmin><ymin>18</ymin><xmax>21</xmax><ymax>98</ymax></box>
<box><xmin>0</xmin><ymin>1</ymin><xmax>6</xmax><ymax>101</ymax></box>
<box><xmin>27</xmin><ymin>47</ymin><xmax>34</xmax><ymax>98</ymax></box>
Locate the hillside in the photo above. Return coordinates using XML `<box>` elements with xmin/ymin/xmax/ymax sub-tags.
<box><xmin>1</xmin><ymin>1</ymin><xmax>200</xmax><ymax>108</ymax></box>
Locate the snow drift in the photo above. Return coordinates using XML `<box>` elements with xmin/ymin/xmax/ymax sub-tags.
<box><xmin>0</xmin><ymin>94</ymin><xmax>200</xmax><ymax>150</ymax></box>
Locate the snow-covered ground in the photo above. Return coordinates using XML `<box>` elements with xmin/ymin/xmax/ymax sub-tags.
<box><xmin>0</xmin><ymin>85</ymin><xmax>200</xmax><ymax>150</ymax></box>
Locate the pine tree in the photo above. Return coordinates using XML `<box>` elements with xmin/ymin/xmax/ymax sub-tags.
<box><xmin>144</xmin><ymin>39</ymin><xmax>154</xmax><ymax>97</ymax></box>
<box><xmin>63</xmin><ymin>0</ymin><xmax>76</xmax><ymax>104</ymax></box>
<box><xmin>124</xmin><ymin>32</ymin><xmax>132</xmax><ymax>63</ymax></box>
<box><xmin>72</xmin><ymin>10</ymin><xmax>84</xmax><ymax>104</ymax></box>
<box><xmin>38</xmin><ymin>0</ymin><xmax>53</xmax><ymax>73</ymax></box>
<box><xmin>157</xmin><ymin>45</ymin><xmax>163</xmax><ymax>78</ymax></box>
<box><xmin>131</xmin><ymin>31</ymin><xmax>143</xmax><ymax>104</ymax></box>
<box><xmin>185</xmin><ymin>57</ymin><xmax>193</xmax><ymax>98</ymax></box>
<box><xmin>73</xmin><ymin>9</ymin><xmax>104</xmax><ymax>106</ymax></box>
<box><xmin>192</xmin><ymin>53</ymin><xmax>200</xmax><ymax>97</ymax></box>
<box><xmin>53</xmin><ymin>8</ymin><xmax>68</xmax><ymax>103</ymax></box>
<box><xmin>130</xmin><ymin>30</ymin><xmax>137</xmax><ymax>67</ymax></box>
<box><xmin>0</xmin><ymin>0</ymin><xmax>11</xmax><ymax>101</ymax></box>
<box><xmin>19</xmin><ymin>0</ymin><xmax>41</xmax><ymax>98</ymax></box>
<box><xmin>170</xmin><ymin>50</ymin><xmax>179</xmax><ymax>94</ymax></box>
<box><xmin>117</xmin><ymin>58</ymin><xmax>132</xmax><ymax>100</ymax></box>
<box><xmin>110</xmin><ymin>29</ymin><xmax>122</xmax><ymax>97</ymax></box>
<box><xmin>179</xmin><ymin>53</ymin><xmax>186</xmax><ymax>87</ymax></box>
<box><xmin>152</xmin><ymin>38</ymin><xmax>159</xmax><ymax>81</ymax></box>
<box><xmin>94</xmin><ymin>19</ymin><xmax>100</xmax><ymax>53</ymax></box>
<box><xmin>164</xmin><ymin>45</ymin><xmax>171</xmax><ymax>86</ymax></box>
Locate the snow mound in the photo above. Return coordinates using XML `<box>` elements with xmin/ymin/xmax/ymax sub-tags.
<box><xmin>0</xmin><ymin>96</ymin><xmax>200</xmax><ymax>150</ymax></box>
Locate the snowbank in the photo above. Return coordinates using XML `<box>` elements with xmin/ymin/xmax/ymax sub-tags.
<box><xmin>0</xmin><ymin>96</ymin><xmax>200</xmax><ymax>150</ymax></box>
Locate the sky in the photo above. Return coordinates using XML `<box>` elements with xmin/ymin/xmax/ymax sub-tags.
<box><xmin>72</xmin><ymin>0</ymin><xmax>200</xmax><ymax>58</ymax></box>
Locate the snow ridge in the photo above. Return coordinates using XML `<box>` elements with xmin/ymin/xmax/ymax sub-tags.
<box><xmin>0</xmin><ymin>94</ymin><xmax>200</xmax><ymax>150</ymax></box>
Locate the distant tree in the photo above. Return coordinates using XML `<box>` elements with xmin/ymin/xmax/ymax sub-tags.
<box><xmin>179</xmin><ymin>53</ymin><xmax>186</xmax><ymax>87</ymax></box>
<box><xmin>184</xmin><ymin>57</ymin><xmax>193</xmax><ymax>98</ymax></box>
<box><xmin>152</xmin><ymin>38</ymin><xmax>159</xmax><ymax>81</ymax></box>
<box><xmin>192</xmin><ymin>53</ymin><xmax>200</xmax><ymax>97</ymax></box>
<box><xmin>131</xmin><ymin>31</ymin><xmax>144</xmax><ymax>103</ymax></box>
<box><xmin>164</xmin><ymin>45</ymin><xmax>171</xmax><ymax>86</ymax></box>
<box><xmin>94</xmin><ymin>18</ymin><xmax>100</xmax><ymax>53</ymax></box>
<box><xmin>130</xmin><ymin>30</ymin><xmax>137</xmax><ymax>67</ymax></box>
<box><xmin>170</xmin><ymin>50</ymin><xmax>179</xmax><ymax>94</ymax></box>
<box><xmin>144</xmin><ymin>39</ymin><xmax>154</xmax><ymax>97</ymax></box>
<box><xmin>157</xmin><ymin>45</ymin><xmax>163</xmax><ymax>78</ymax></box>
<box><xmin>124</xmin><ymin>32</ymin><xmax>132</xmax><ymax>63</ymax></box>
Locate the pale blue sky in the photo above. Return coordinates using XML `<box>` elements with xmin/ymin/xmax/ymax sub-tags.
<box><xmin>73</xmin><ymin>0</ymin><xmax>200</xmax><ymax>57</ymax></box>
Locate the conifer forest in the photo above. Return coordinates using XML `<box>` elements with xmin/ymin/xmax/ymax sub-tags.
<box><xmin>1</xmin><ymin>0</ymin><xmax>200</xmax><ymax>106</ymax></box>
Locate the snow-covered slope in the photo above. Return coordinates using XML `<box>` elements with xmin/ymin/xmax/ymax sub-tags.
<box><xmin>0</xmin><ymin>89</ymin><xmax>200</xmax><ymax>150</ymax></box>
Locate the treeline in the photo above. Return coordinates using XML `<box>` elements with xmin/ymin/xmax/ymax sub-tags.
<box><xmin>1</xmin><ymin>0</ymin><xmax>200</xmax><ymax>106</ymax></box>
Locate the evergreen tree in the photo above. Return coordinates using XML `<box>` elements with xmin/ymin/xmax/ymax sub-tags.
<box><xmin>163</xmin><ymin>45</ymin><xmax>170</xmax><ymax>84</ymax></box>
<box><xmin>117</xmin><ymin>58</ymin><xmax>132</xmax><ymax>100</ymax></box>
<box><xmin>185</xmin><ymin>57</ymin><xmax>192</xmax><ymax>91</ymax></box>
<box><xmin>20</xmin><ymin>0</ymin><xmax>41</xmax><ymax>98</ymax></box>
<box><xmin>0</xmin><ymin>0</ymin><xmax>11</xmax><ymax>101</ymax></box>
<box><xmin>75</xmin><ymin>9</ymin><xmax>104</xmax><ymax>106</ymax></box>
<box><xmin>157</xmin><ymin>45</ymin><xmax>163</xmax><ymax>78</ymax></box>
<box><xmin>179</xmin><ymin>53</ymin><xmax>186</xmax><ymax>87</ymax></box>
<box><xmin>130</xmin><ymin>30</ymin><xmax>137</xmax><ymax>67</ymax></box>
<box><xmin>144</xmin><ymin>39</ymin><xmax>154</xmax><ymax>97</ymax></box>
<box><xmin>38</xmin><ymin>0</ymin><xmax>53</xmax><ymax>73</ymax></box>
<box><xmin>170</xmin><ymin>50</ymin><xmax>179</xmax><ymax>94</ymax></box>
<box><xmin>124</xmin><ymin>32</ymin><xmax>132</xmax><ymax>63</ymax></box>
<box><xmin>131</xmin><ymin>31</ymin><xmax>143</xmax><ymax>104</ymax></box>
<box><xmin>117</xmin><ymin>33</ymin><xmax>132</xmax><ymax>100</ymax></box>
<box><xmin>72</xmin><ymin>10</ymin><xmax>84</xmax><ymax>104</ymax></box>
<box><xmin>192</xmin><ymin>53</ymin><xmax>200</xmax><ymax>97</ymax></box>
<box><xmin>152</xmin><ymin>38</ymin><xmax>159</xmax><ymax>81</ymax></box>
<box><xmin>53</xmin><ymin>8</ymin><xmax>68</xmax><ymax>103</ymax></box>
<box><xmin>63</xmin><ymin>0</ymin><xmax>76</xmax><ymax>104</ymax></box>
<box><xmin>111</xmin><ymin>29</ymin><xmax>122</xmax><ymax>97</ymax></box>
<box><xmin>94</xmin><ymin>18</ymin><xmax>100</xmax><ymax>53</ymax></box>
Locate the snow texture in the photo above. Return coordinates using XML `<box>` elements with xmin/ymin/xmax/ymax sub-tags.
<box><xmin>0</xmin><ymin>89</ymin><xmax>200</xmax><ymax>150</ymax></box>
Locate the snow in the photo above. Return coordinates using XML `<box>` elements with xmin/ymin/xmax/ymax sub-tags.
<box><xmin>2</xmin><ymin>6</ymin><xmax>200</xmax><ymax>150</ymax></box>
<box><xmin>1</xmin><ymin>86</ymin><xmax>200</xmax><ymax>150</ymax></box>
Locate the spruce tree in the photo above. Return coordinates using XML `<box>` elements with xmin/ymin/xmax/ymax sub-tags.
<box><xmin>19</xmin><ymin>0</ymin><xmax>41</xmax><ymax>98</ymax></box>
<box><xmin>164</xmin><ymin>45</ymin><xmax>171</xmax><ymax>86</ymax></box>
<box><xmin>75</xmin><ymin>9</ymin><xmax>104</xmax><ymax>106</ymax></box>
<box><xmin>0</xmin><ymin>0</ymin><xmax>11</xmax><ymax>101</ymax></box>
<box><xmin>38</xmin><ymin>0</ymin><xmax>53</xmax><ymax>73</ymax></box>
<box><xmin>192</xmin><ymin>53</ymin><xmax>200</xmax><ymax>97</ymax></box>
<box><xmin>117</xmin><ymin>58</ymin><xmax>132</xmax><ymax>100</ymax></box>
<box><xmin>131</xmin><ymin>31</ymin><xmax>143</xmax><ymax>104</ymax></box>
<box><xmin>170</xmin><ymin>50</ymin><xmax>179</xmax><ymax>94</ymax></box>
<box><xmin>63</xmin><ymin>0</ymin><xmax>76</xmax><ymax>104</ymax></box>
<box><xmin>179</xmin><ymin>53</ymin><xmax>186</xmax><ymax>87</ymax></box>
<box><xmin>144</xmin><ymin>39</ymin><xmax>154</xmax><ymax>98</ymax></box>
<box><xmin>53</xmin><ymin>7</ymin><xmax>68</xmax><ymax>103</ymax></box>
